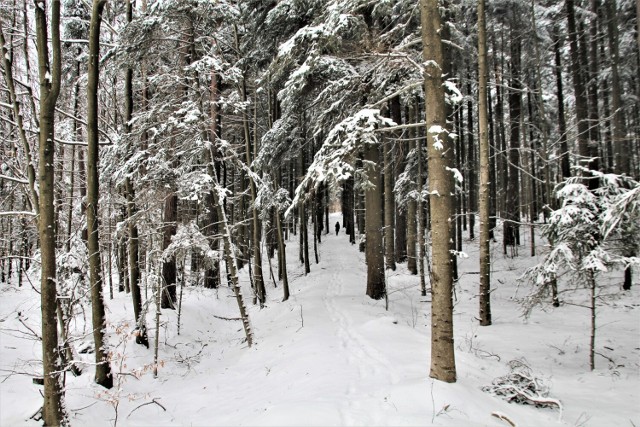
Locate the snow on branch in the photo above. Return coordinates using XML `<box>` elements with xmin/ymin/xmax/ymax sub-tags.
<box><xmin>0</xmin><ymin>211</ymin><xmax>36</xmax><ymax>217</ymax></box>
<box><xmin>285</xmin><ymin>108</ymin><xmax>396</xmax><ymax>218</ymax></box>
<box><xmin>0</xmin><ymin>174</ymin><xmax>29</xmax><ymax>185</ymax></box>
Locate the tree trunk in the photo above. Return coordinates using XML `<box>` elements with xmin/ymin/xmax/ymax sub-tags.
<box><xmin>393</xmin><ymin>98</ymin><xmax>407</xmax><ymax>264</ymax></box>
<box><xmin>34</xmin><ymin>0</ymin><xmax>65</xmax><ymax>423</ymax></box>
<box><xmin>552</xmin><ymin>28</ymin><xmax>571</xmax><ymax>180</ymax></box>
<box><xmin>275</xmin><ymin>209</ymin><xmax>290</xmax><ymax>301</ymax></box>
<box><xmin>421</xmin><ymin>0</ymin><xmax>457</xmax><ymax>383</ymax></box>
<box><xmin>504</xmin><ymin>34</ymin><xmax>521</xmax><ymax>255</ymax></box>
<box><xmin>86</xmin><ymin>0</ymin><xmax>112</xmax><ymax>389</ymax></box>
<box><xmin>210</xmin><ymin>167</ymin><xmax>254</xmax><ymax>347</ymax></box>
<box><xmin>383</xmin><ymin>137</ymin><xmax>396</xmax><ymax>270</ymax></box>
<box><xmin>161</xmin><ymin>193</ymin><xmax>178</xmax><ymax>308</ymax></box>
<box><xmin>566</xmin><ymin>0</ymin><xmax>594</xmax><ymax>181</ymax></box>
<box><xmin>467</xmin><ymin>79</ymin><xmax>476</xmax><ymax>241</ymax></box>
<box><xmin>606</xmin><ymin>1</ymin><xmax>629</xmax><ymax>176</ymax></box>
<box><xmin>364</xmin><ymin>143</ymin><xmax>385</xmax><ymax>300</ymax></box>
<box><xmin>406</xmin><ymin>106</ymin><xmax>418</xmax><ymax>275</ymax></box>
<box><xmin>478</xmin><ymin>0</ymin><xmax>492</xmax><ymax>326</ymax></box>
<box><xmin>0</xmin><ymin>26</ymin><xmax>39</xmax><ymax>214</ymax></box>
<box><xmin>123</xmin><ymin>0</ymin><xmax>147</xmax><ymax>346</ymax></box>
<box><xmin>242</xmin><ymin>80</ymin><xmax>265</xmax><ymax>306</ymax></box>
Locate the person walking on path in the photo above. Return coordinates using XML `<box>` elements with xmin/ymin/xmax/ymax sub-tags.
<box><xmin>335</xmin><ymin>222</ymin><xmax>340</xmax><ymax>236</ymax></box>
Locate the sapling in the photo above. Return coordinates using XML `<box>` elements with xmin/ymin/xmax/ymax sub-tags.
<box><xmin>522</xmin><ymin>173</ymin><xmax>639</xmax><ymax>370</ymax></box>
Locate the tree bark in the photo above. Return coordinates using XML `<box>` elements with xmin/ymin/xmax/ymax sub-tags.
<box><xmin>34</xmin><ymin>0</ymin><xmax>66</xmax><ymax>423</ymax></box>
<box><xmin>161</xmin><ymin>193</ymin><xmax>178</xmax><ymax>308</ymax></box>
<box><xmin>364</xmin><ymin>143</ymin><xmax>385</xmax><ymax>299</ymax></box>
<box><xmin>123</xmin><ymin>0</ymin><xmax>147</xmax><ymax>346</ymax></box>
<box><xmin>478</xmin><ymin>0</ymin><xmax>492</xmax><ymax>326</ymax></box>
<box><xmin>421</xmin><ymin>0</ymin><xmax>457</xmax><ymax>383</ymax></box>
<box><xmin>566</xmin><ymin>0</ymin><xmax>595</xmax><ymax>183</ymax></box>
<box><xmin>86</xmin><ymin>0</ymin><xmax>113</xmax><ymax>389</ymax></box>
<box><xmin>553</xmin><ymin>28</ymin><xmax>571</xmax><ymax>179</ymax></box>
<box><xmin>606</xmin><ymin>1</ymin><xmax>629</xmax><ymax>176</ymax></box>
<box><xmin>504</xmin><ymin>33</ymin><xmax>521</xmax><ymax>255</ymax></box>
<box><xmin>383</xmin><ymin>137</ymin><xmax>396</xmax><ymax>271</ymax></box>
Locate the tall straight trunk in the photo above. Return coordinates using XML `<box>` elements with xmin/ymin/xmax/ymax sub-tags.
<box><xmin>605</xmin><ymin>2</ymin><xmax>633</xmax><ymax>289</ymax></box>
<box><xmin>242</xmin><ymin>81</ymin><xmax>265</xmax><ymax>305</ymax></box>
<box><xmin>504</xmin><ymin>34</ymin><xmax>521</xmax><ymax>255</ymax></box>
<box><xmin>407</xmin><ymin>107</ymin><xmax>418</xmax><ymax>275</ymax></box>
<box><xmin>494</xmin><ymin>34</ymin><xmax>508</xmax><ymax>218</ymax></box>
<box><xmin>275</xmin><ymin>209</ymin><xmax>290</xmax><ymax>301</ymax></box>
<box><xmin>606</xmin><ymin>1</ymin><xmax>629</xmax><ymax>176</ymax></box>
<box><xmin>161</xmin><ymin>193</ymin><xmax>178</xmax><ymax>308</ymax></box>
<box><xmin>392</xmin><ymin>98</ymin><xmax>407</xmax><ymax>263</ymax></box>
<box><xmin>302</xmin><ymin>201</ymin><xmax>311</xmax><ymax>274</ymax></box>
<box><xmin>421</xmin><ymin>0</ymin><xmax>456</xmax><ymax>383</ymax></box>
<box><xmin>417</xmin><ymin>117</ymin><xmax>427</xmax><ymax>297</ymax></box>
<box><xmin>383</xmin><ymin>138</ymin><xmax>396</xmax><ymax>270</ymax></box>
<box><xmin>203</xmin><ymin>72</ymin><xmax>221</xmax><ymax>290</ymax></box>
<box><xmin>364</xmin><ymin>143</ymin><xmax>385</xmax><ymax>299</ymax></box>
<box><xmin>123</xmin><ymin>0</ymin><xmax>146</xmax><ymax>345</ymax></box>
<box><xmin>34</xmin><ymin>1</ymin><xmax>65</xmax><ymax>423</ymax></box>
<box><xmin>86</xmin><ymin>0</ymin><xmax>112</xmax><ymax>389</ymax></box>
<box><xmin>566</xmin><ymin>0</ymin><xmax>593</xmax><ymax>178</ymax></box>
<box><xmin>586</xmin><ymin>1</ymin><xmax>601</xmax><ymax>173</ymax></box>
<box><xmin>553</xmin><ymin>28</ymin><xmax>571</xmax><ymax>179</ymax></box>
<box><xmin>487</xmin><ymin>84</ymin><xmax>497</xmax><ymax>239</ymax></box>
<box><xmin>467</xmin><ymin>79</ymin><xmax>476</xmax><ymax>240</ymax></box>
<box><xmin>478</xmin><ymin>0</ymin><xmax>492</xmax><ymax>326</ymax></box>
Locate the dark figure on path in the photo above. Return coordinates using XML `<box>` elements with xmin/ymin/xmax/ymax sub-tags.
<box><xmin>335</xmin><ymin>222</ymin><xmax>340</xmax><ymax>236</ymax></box>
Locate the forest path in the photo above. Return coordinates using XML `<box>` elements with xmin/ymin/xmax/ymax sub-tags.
<box><xmin>317</xmin><ymin>220</ymin><xmax>403</xmax><ymax>424</ymax></box>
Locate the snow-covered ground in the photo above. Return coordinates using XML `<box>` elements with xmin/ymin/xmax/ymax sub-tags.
<box><xmin>1</xmin><ymin>213</ymin><xmax>639</xmax><ymax>426</ymax></box>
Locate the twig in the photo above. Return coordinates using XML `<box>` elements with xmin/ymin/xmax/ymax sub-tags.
<box><xmin>212</xmin><ymin>315</ymin><xmax>241</xmax><ymax>321</ymax></box>
<box><xmin>17</xmin><ymin>313</ymin><xmax>41</xmax><ymax>340</ymax></box>
<box><xmin>595</xmin><ymin>351</ymin><xmax>615</xmax><ymax>365</ymax></box>
<box><xmin>491</xmin><ymin>411</ymin><xmax>517</xmax><ymax>427</ymax></box>
<box><xmin>127</xmin><ymin>398</ymin><xmax>166</xmax><ymax>418</ymax></box>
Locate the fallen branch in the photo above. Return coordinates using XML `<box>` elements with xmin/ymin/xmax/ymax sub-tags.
<box><xmin>127</xmin><ymin>398</ymin><xmax>166</xmax><ymax>418</ymax></box>
<box><xmin>491</xmin><ymin>411</ymin><xmax>517</xmax><ymax>427</ymax></box>
<box><xmin>212</xmin><ymin>315</ymin><xmax>241</xmax><ymax>321</ymax></box>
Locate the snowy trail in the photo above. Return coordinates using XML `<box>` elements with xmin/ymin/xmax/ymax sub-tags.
<box><xmin>321</xmin><ymin>231</ymin><xmax>400</xmax><ymax>424</ymax></box>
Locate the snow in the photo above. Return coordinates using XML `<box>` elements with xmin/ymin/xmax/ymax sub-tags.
<box><xmin>1</xmin><ymin>213</ymin><xmax>639</xmax><ymax>426</ymax></box>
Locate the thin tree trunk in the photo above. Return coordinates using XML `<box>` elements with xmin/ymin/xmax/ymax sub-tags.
<box><xmin>504</xmin><ymin>34</ymin><xmax>521</xmax><ymax>255</ymax></box>
<box><xmin>209</xmin><ymin>164</ymin><xmax>254</xmax><ymax>346</ymax></box>
<box><xmin>86</xmin><ymin>0</ymin><xmax>112</xmax><ymax>389</ymax></box>
<box><xmin>478</xmin><ymin>0</ymin><xmax>492</xmax><ymax>326</ymax></box>
<box><xmin>0</xmin><ymin>25</ymin><xmax>39</xmax><ymax>213</ymax></box>
<box><xmin>34</xmin><ymin>0</ymin><xmax>65</xmax><ymax>422</ymax></box>
<box><xmin>417</xmin><ymin>122</ymin><xmax>427</xmax><ymax>297</ymax></box>
<box><xmin>275</xmin><ymin>209</ymin><xmax>290</xmax><ymax>301</ymax></box>
<box><xmin>383</xmin><ymin>137</ymin><xmax>396</xmax><ymax>270</ymax></box>
<box><xmin>553</xmin><ymin>29</ymin><xmax>571</xmax><ymax>179</ymax></box>
<box><xmin>566</xmin><ymin>0</ymin><xmax>594</xmax><ymax>180</ymax></box>
<box><xmin>467</xmin><ymin>79</ymin><xmax>476</xmax><ymax>241</ymax></box>
<box><xmin>606</xmin><ymin>1</ymin><xmax>629</xmax><ymax>176</ymax></box>
<box><xmin>123</xmin><ymin>0</ymin><xmax>147</xmax><ymax>346</ymax></box>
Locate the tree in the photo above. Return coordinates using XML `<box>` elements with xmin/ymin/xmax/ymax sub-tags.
<box><xmin>477</xmin><ymin>0</ymin><xmax>491</xmax><ymax>326</ymax></box>
<box><xmin>122</xmin><ymin>0</ymin><xmax>147</xmax><ymax>346</ymax></box>
<box><xmin>85</xmin><ymin>0</ymin><xmax>113</xmax><ymax>389</ymax></box>
<box><xmin>364</xmin><ymin>142</ymin><xmax>385</xmax><ymax>299</ymax></box>
<box><xmin>421</xmin><ymin>0</ymin><xmax>456</xmax><ymax>383</ymax></box>
<box><xmin>34</xmin><ymin>0</ymin><xmax>66</xmax><ymax>423</ymax></box>
<box><xmin>524</xmin><ymin>173</ymin><xmax>639</xmax><ymax>371</ymax></box>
